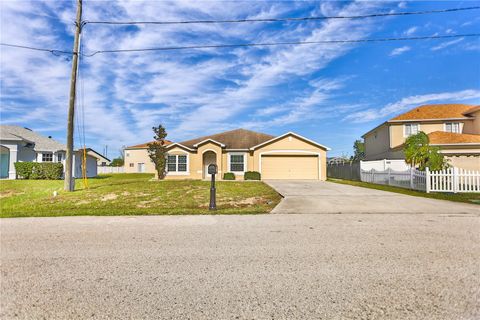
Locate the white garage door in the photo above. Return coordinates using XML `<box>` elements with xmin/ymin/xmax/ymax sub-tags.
<box><xmin>262</xmin><ymin>155</ymin><xmax>319</xmax><ymax>180</ymax></box>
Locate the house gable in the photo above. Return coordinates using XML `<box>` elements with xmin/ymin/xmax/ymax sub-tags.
<box><xmin>251</xmin><ymin>132</ymin><xmax>330</xmax><ymax>151</ymax></box>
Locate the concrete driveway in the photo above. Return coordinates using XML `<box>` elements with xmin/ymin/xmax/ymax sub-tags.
<box><xmin>1</xmin><ymin>214</ymin><xmax>479</xmax><ymax>319</ymax></box>
<box><xmin>265</xmin><ymin>180</ymin><xmax>480</xmax><ymax>214</ymax></box>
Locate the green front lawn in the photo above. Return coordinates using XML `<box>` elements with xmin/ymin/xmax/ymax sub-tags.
<box><xmin>0</xmin><ymin>174</ymin><xmax>282</xmax><ymax>218</ymax></box>
<box><xmin>328</xmin><ymin>178</ymin><xmax>480</xmax><ymax>205</ymax></box>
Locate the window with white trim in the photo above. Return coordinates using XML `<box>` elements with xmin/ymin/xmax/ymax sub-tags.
<box><xmin>229</xmin><ymin>154</ymin><xmax>245</xmax><ymax>172</ymax></box>
<box><xmin>57</xmin><ymin>153</ymin><xmax>63</xmax><ymax>163</ymax></box>
<box><xmin>445</xmin><ymin>122</ymin><xmax>460</xmax><ymax>133</ymax></box>
<box><xmin>167</xmin><ymin>155</ymin><xmax>187</xmax><ymax>172</ymax></box>
<box><xmin>404</xmin><ymin>124</ymin><xmax>419</xmax><ymax>137</ymax></box>
<box><xmin>42</xmin><ymin>153</ymin><xmax>53</xmax><ymax>162</ymax></box>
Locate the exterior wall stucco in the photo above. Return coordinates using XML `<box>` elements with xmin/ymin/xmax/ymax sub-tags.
<box><xmin>126</xmin><ymin>134</ymin><xmax>328</xmax><ymax>180</ymax></box>
<box><xmin>389</xmin><ymin>121</ymin><xmax>472</xmax><ymax>148</ymax></box>
<box><xmin>446</xmin><ymin>155</ymin><xmax>480</xmax><ymax>171</ymax></box>
<box><xmin>252</xmin><ymin>135</ymin><xmax>327</xmax><ymax>180</ymax></box>
<box><xmin>463</xmin><ymin>110</ymin><xmax>480</xmax><ymax>134</ymax></box>
<box><xmin>124</xmin><ymin>148</ymin><xmax>156</xmax><ymax>174</ymax></box>
<box><xmin>164</xmin><ymin>143</ymin><xmax>223</xmax><ymax>180</ymax></box>
<box><xmin>365</xmin><ymin>119</ymin><xmax>479</xmax><ymax>162</ymax></box>
<box><xmin>196</xmin><ymin>143</ymin><xmax>223</xmax><ymax>179</ymax></box>
<box><xmin>164</xmin><ymin>147</ymin><xmax>196</xmax><ymax>180</ymax></box>
<box><xmin>364</xmin><ymin>125</ymin><xmax>390</xmax><ymax>160</ymax></box>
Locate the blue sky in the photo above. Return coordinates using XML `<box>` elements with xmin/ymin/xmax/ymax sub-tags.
<box><xmin>1</xmin><ymin>0</ymin><xmax>479</xmax><ymax>159</ymax></box>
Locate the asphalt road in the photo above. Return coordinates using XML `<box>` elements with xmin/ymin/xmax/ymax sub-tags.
<box><xmin>1</xmin><ymin>214</ymin><xmax>479</xmax><ymax>319</ymax></box>
<box><xmin>266</xmin><ymin>180</ymin><xmax>480</xmax><ymax>214</ymax></box>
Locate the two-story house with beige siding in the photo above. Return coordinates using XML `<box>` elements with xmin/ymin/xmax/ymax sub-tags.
<box><xmin>362</xmin><ymin>104</ymin><xmax>480</xmax><ymax>170</ymax></box>
<box><xmin>124</xmin><ymin>140</ymin><xmax>173</xmax><ymax>174</ymax></box>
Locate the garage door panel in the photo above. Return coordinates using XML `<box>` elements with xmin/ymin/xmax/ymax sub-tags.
<box><xmin>262</xmin><ymin>155</ymin><xmax>318</xmax><ymax>179</ymax></box>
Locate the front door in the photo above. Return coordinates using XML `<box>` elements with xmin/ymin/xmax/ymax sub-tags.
<box><xmin>0</xmin><ymin>146</ymin><xmax>9</xmax><ymax>179</ymax></box>
<box><xmin>137</xmin><ymin>163</ymin><xmax>145</xmax><ymax>173</ymax></box>
<box><xmin>202</xmin><ymin>151</ymin><xmax>217</xmax><ymax>179</ymax></box>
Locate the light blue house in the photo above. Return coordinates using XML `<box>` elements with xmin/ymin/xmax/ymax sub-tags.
<box><xmin>0</xmin><ymin>125</ymin><xmax>107</xmax><ymax>179</ymax></box>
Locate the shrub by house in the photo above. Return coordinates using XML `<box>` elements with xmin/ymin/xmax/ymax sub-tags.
<box><xmin>14</xmin><ymin>162</ymin><xmax>63</xmax><ymax>180</ymax></box>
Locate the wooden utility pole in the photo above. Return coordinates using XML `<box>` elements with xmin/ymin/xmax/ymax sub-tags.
<box><xmin>64</xmin><ymin>0</ymin><xmax>83</xmax><ymax>191</ymax></box>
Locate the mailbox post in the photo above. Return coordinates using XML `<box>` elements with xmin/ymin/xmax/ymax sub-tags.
<box><xmin>208</xmin><ymin>164</ymin><xmax>217</xmax><ymax>210</ymax></box>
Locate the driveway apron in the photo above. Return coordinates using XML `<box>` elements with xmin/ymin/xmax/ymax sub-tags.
<box><xmin>265</xmin><ymin>180</ymin><xmax>480</xmax><ymax>214</ymax></box>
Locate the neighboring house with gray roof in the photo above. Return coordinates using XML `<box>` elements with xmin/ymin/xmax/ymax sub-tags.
<box><xmin>0</xmin><ymin>125</ymin><xmax>105</xmax><ymax>179</ymax></box>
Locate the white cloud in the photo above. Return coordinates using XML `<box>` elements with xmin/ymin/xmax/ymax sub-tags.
<box><xmin>345</xmin><ymin>89</ymin><xmax>480</xmax><ymax>123</ymax></box>
<box><xmin>431</xmin><ymin>38</ymin><xmax>464</xmax><ymax>51</ymax></box>
<box><xmin>6</xmin><ymin>0</ymin><xmax>472</xmax><ymax>154</ymax></box>
<box><xmin>239</xmin><ymin>78</ymin><xmax>366</xmax><ymax>130</ymax></box>
<box><xmin>389</xmin><ymin>46</ymin><xmax>411</xmax><ymax>56</ymax></box>
<box><xmin>403</xmin><ymin>26</ymin><xmax>417</xmax><ymax>36</ymax></box>
<box><xmin>398</xmin><ymin>2</ymin><xmax>407</xmax><ymax>9</ymax></box>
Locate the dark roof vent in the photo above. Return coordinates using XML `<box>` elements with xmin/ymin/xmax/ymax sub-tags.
<box><xmin>24</xmin><ymin>127</ymin><xmax>32</xmax><ymax>131</ymax></box>
<box><xmin>48</xmin><ymin>136</ymin><xmax>52</xmax><ymax>139</ymax></box>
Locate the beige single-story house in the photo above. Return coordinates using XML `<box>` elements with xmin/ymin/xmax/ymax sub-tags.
<box><xmin>124</xmin><ymin>128</ymin><xmax>330</xmax><ymax>180</ymax></box>
<box><xmin>362</xmin><ymin>104</ymin><xmax>480</xmax><ymax>170</ymax></box>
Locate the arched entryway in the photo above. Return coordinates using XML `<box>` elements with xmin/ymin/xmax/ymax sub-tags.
<box><xmin>0</xmin><ymin>145</ymin><xmax>10</xmax><ymax>179</ymax></box>
<box><xmin>202</xmin><ymin>150</ymin><xmax>217</xmax><ymax>179</ymax></box>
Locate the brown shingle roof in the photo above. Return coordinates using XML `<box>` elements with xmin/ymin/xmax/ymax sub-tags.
<box><xmin>463</xmin><ymin>105</ymin><xmax>480</xmax><ymax>115</ymax></box>
<box><xmin>126</xmin><ymin>140</ymin><xmax>172</xmax><ymax>149</ymax></box>
<box><xmin>179</xmin><ymin>128</ymin><xmax>275</xmax><ymax>149</ymax></box>
<box><xmin>428</xmin><ymin>131</ymin><xmax>480</xmax><ymax>144</ymax></box>
<box><xmin>390</xmin><ymin>104</ymin><xmax>475</xmax><ymax>121</ymax></box>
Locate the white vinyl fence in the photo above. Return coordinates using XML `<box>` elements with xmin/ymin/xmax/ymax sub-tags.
<box><xmin>97</xmin><ymin>166</ymin><xmax>124</xmax><ymax>174</ymax></box>
<box><xmin>427</xmin><ymin>167</ymin><xmax>480</xmax><ymax>193</ymax></box>
<box><xmin>360</xmin><ymin>159</ymin><xmax>410</xmax><ymax>171</ymax></box>
<box><xmin>361</xmin><ymin>168</ymin><xmax>426</xmax><ymax>191</ymax></box>
<box><xmin>361</xmin><ymin>167</ymin><xmax>480</xmax><ymax>193</ymax></box>
<box><xmin>328</xmin><ymin>159</ymin><xmax>409</xmax><ymax>181</ymax></box>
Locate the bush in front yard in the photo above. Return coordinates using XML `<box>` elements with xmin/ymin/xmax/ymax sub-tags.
<box><xmin>36</xmin><ymin>163</ymin><xmax>64</xmax><ymax>180</ymax></box>
<box><xmin>14</xmin><ymin>162</ymin><xmax>63</xmax><ymax>180</ymax></box>
<box><xmin>244</xmin><ymin>171</ymin><xmax>261</xmax><ymax>180</ymax></box>
<box><xmin>223</xmin><ymin>172</ymin><xmax>235</xmax><ymax>180</ymax></box>
<box><xmin>14</xmin><ymin>162</ymin><xmax>35</xmax><ymax>179</ymax></box>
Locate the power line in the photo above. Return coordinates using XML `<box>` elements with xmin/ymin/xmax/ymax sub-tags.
<box><xmin>0</xmin><ymin>43</ymin><xmax>72</xmax><ymax>55</ymax></box>
<box><xmin>82</xmin><ymin>6</ymin><xmax>480</xmax><ymax>26</ymax></box>
<box><xmin>2</xmin><ymin>33</ymin><xmax>478</xmax><ymax>58</ymax></box>
<box><xmin>82</xmin><ymin>34</ymin><xmax>480</xmax><ymax>57</ymax></box>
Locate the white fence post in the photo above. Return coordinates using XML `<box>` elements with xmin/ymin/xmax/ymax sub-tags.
<box><xmin>410</xmin><ymin>168</ymin><xmax>414</xmax><ymax>189</ymax></box>
<box><xmin>426</xmin><ymin>167</ymin><xmax>431</xmax><ymax>193</ymax></box>
<box><xmin>453</xmin><ymin>167</ymin><xmax>458</xmax><ymax>193</ymax></box>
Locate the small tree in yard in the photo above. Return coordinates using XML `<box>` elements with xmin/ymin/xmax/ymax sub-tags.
<box><xmin>110</xmin><ymin>157</ymin><xmax>124</xmax><ymax>167</ymax></box>
<box><xmin>351</xmin><ymin>139</ymin><xmax>365</xmax><ymax>161</ymax></box>
<box><xmin>147</xmin><ymin>125</ymin><xmax>168</xmax><ymax>179</ymax></box>
<box><xmin>404</xmin><ymin>132</ymin><xmax>447</xmax><ymax>171</ymax></box>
